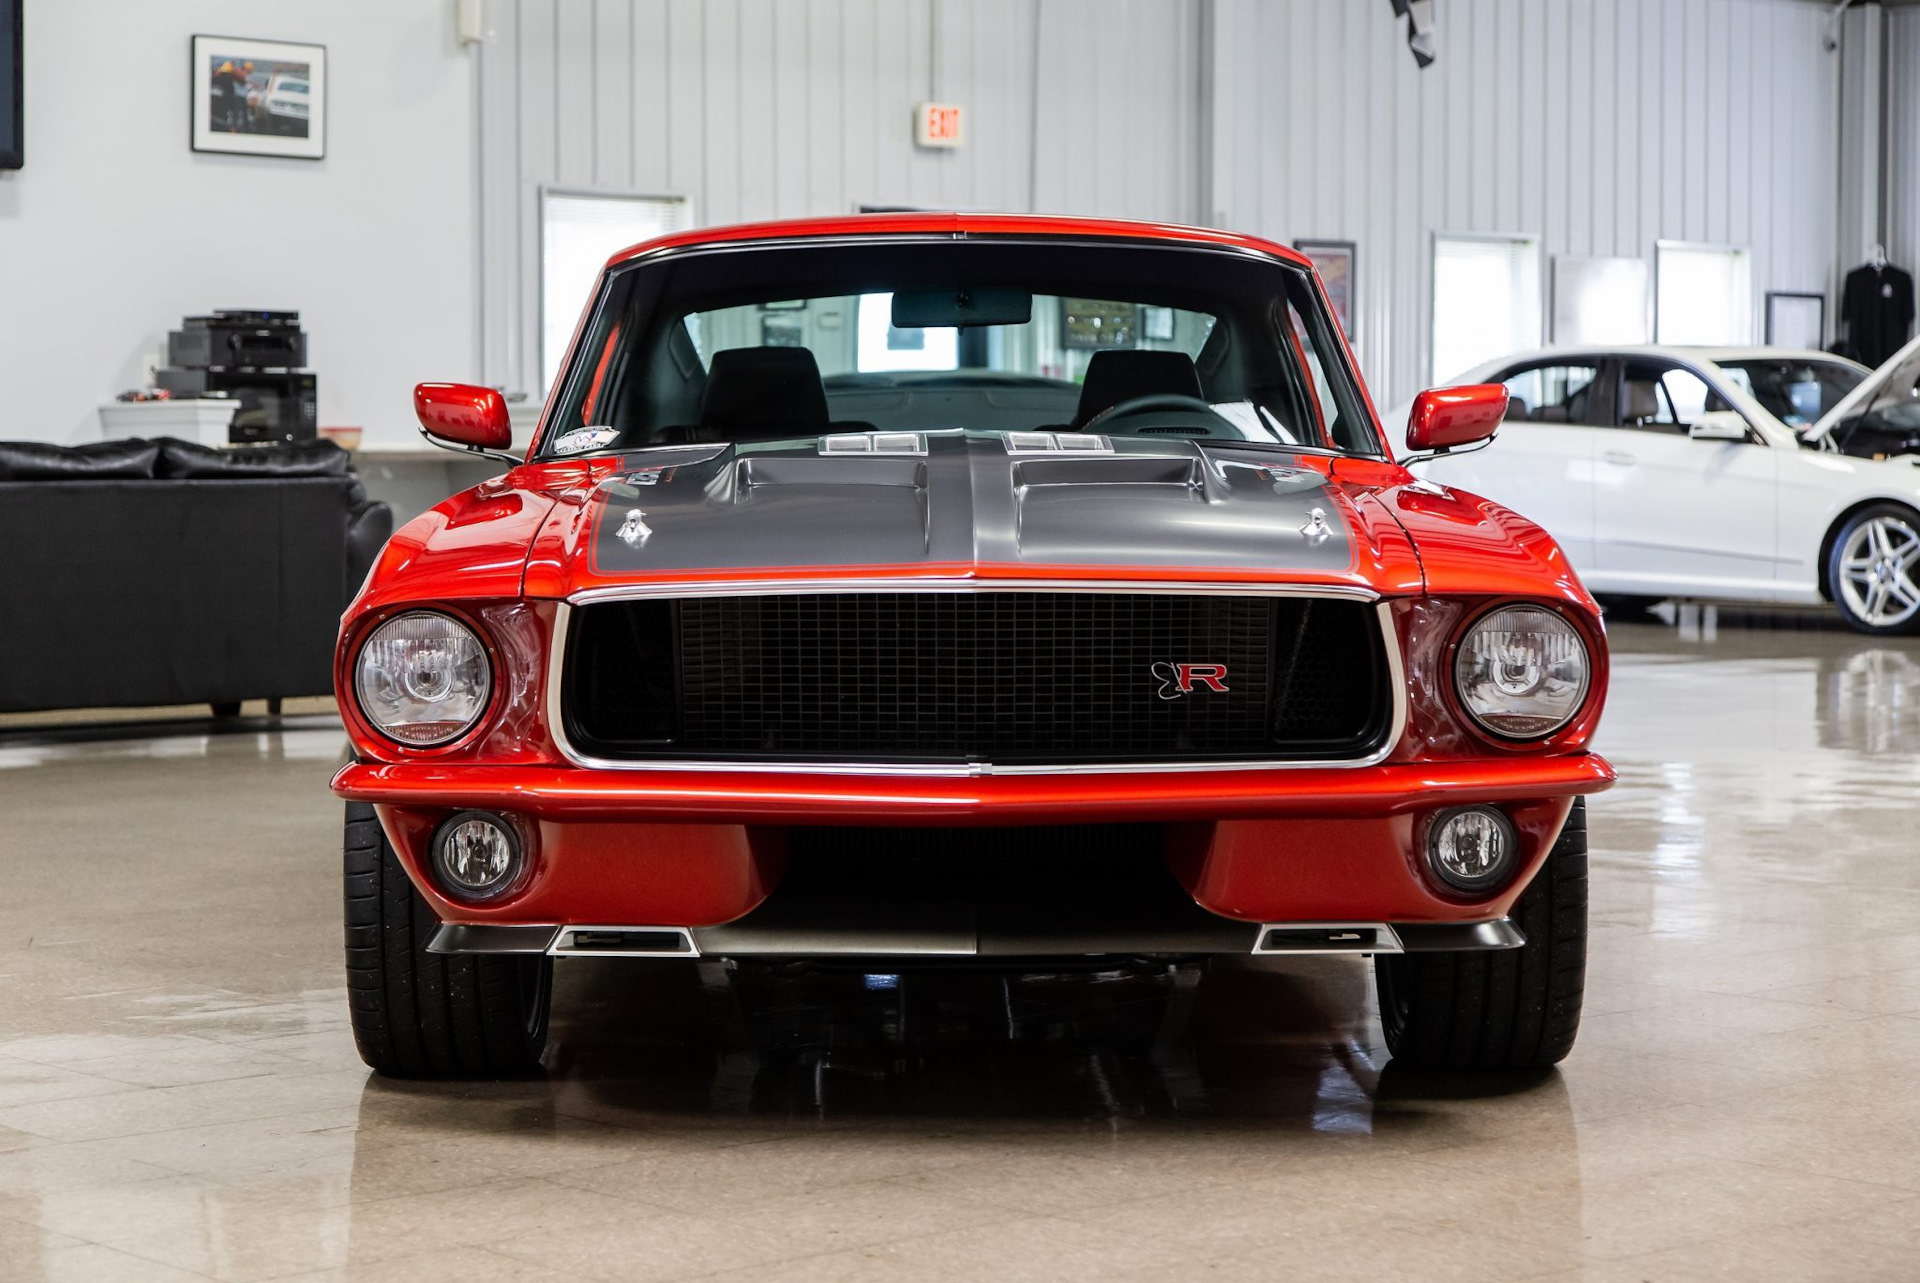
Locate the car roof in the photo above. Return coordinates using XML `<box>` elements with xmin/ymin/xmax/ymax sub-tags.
<box><xmin>601</xmin><ymin>212</ymin><xmax>1316</xmax><ymax>272</ymax></box>
<box><xmin>1481</xmin><ymin>344</ymin><xmax>1855</xmax><ymax>368</ymax></box>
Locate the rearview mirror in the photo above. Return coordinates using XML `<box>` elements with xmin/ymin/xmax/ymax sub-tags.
<box><xmin>891</xmin><ymin>288</ymin><xmax>1033</xmax><ymax>328</ymax></box>
<box><xmin>1406</xmin><ymin>384</ymin><xmax>1509</xmax><ymax>453</ymax></box>
<box><xmin>1688</xmin><ymin>410</ymin><xmax>1749</xmax><ymax>442</ymax></box>
<box><xmin>414</xmin><ymin>382</ymin><xmax>512</xmax><ymax>452</ymax></box>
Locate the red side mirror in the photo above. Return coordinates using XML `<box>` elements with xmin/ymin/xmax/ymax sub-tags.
<box><xmin>414</xmin><ymin>382</ymin><xmax>512</xmax><ymax>452</ymax></box>
<box><xmin>1406</xmin><ymin>384</ymin><xmax>1509</xmax><ymax>453</ymax></box>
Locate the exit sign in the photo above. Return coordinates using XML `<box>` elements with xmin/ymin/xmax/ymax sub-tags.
<box><xmin>915</xmin><ymin>102</ymin><xmax>965</xmax><ymax>149</ymax></box>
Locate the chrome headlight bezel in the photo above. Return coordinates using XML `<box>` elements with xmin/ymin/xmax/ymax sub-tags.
<box><xmin>352</xmin><ymin>609</ymin><xmax>493</xmax><ymax>748</ymax></box>
<box><xmin>1452</xmin><ymin>603</ymin><xmax>1592</xmax><ymax>742</ymax></box>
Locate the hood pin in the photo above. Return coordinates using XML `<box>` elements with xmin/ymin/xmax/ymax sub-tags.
<box><xmin>1300</xmin><ymin>507</ymin><xmax>1331</xmax><ymax>543</ymax></box>
<box><xmin>617</xmin><ymin>509</ymin><xmax>652</xmax><ymax>545</ymax></box>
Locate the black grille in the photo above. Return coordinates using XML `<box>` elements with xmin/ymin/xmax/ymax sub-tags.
<box><xmin>564</xmin><ymin>592</ymin><xmax>1388</xmax><ymax>765</ymax></box>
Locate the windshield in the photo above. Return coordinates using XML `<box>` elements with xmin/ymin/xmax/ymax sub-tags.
<box><xmin>541</xmin><ymin>237</ymin><xmax>1380</xmax><ymax>459</ymax></box>
<box><xmin>1715</xmin><ymin>358</ymin><xmax>1865</xmax><ymax>428</ymax></box>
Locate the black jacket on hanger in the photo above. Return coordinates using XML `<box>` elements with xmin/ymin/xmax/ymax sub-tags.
<box><xmin>1842</xmin><ymin>262</ymin><xmax>1915</xmax><ymax>367</ymax></box>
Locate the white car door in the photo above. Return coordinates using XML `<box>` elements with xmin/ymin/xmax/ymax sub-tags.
<box><xmin>1417</xmin><ymin>359</ymin><xmax>1603</xmax><ymax>566</ymax></box>
<box><xmin>1589</xmin><ymin>360</ymin><xmax>1782</xmax><ymax>599</ymax></box>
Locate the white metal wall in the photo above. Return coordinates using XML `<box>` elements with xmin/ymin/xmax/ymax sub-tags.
<box><xmin>1888</xmin><ymin>9</ymin><xmax>1920</xmax><ymax>280</ymax></box>
<box><xmin>478</xmin><ymin>0</ymin><xmax>1846</xmax><ymax>409</ymax></box>
<box><xmin>477</xmin><ymin>0</ymin><xmax>1202</xmax><ymax>397</ymax></box>
<box><xmin>1210</xmin><ymin>0</ymin><xmax>1844</xmax><ymax>406</ymax></box>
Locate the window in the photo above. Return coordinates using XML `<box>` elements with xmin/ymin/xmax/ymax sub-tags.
<box><xmin>1431</xmin><ymin>234</ymin><xmax>1542</xmax><ymax>383</ymax></box>
<box><xmin>1655</xmin><ymin>242</ymin><xmax>1752</xmax><ymax>345</ymax></box>
<box><xmin>1716</xmin><ymin>358</ymin><xmax>1865</xmax><ymax>427</ymax></box>
<box><xmin>855</xmin><ymin>293</ymin><xmax>959</xmax><ymax>372</ymax></box>
<box><xmin>541</xmin><ymin>190</ymin><xmax>692</xmax><ymax>391</ymax></box>
<box><xmin>545</xmin><ymin>238</ymin><xmax>1382</xmax><ymax>457</ymax></box>
<box><xmin>1619</xmin><ymin>361</ymin><xmax>1716</xmax><ymax>433</ymax></box>
<box><xmin>1498</xmin><ymin>363</ymin><xmax>1602</xmax><ymax>424</ymax></box>
<box><xmin>1551</xmin><ymin>257</ymin><xmax>1649</xmax><ymax>344</ymax></box>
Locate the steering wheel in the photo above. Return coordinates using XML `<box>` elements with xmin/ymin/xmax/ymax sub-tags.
<box><xmin>1080</xmin><ymin>393</ymin><xmax>1223</xmax><ymax>433</ymax></box>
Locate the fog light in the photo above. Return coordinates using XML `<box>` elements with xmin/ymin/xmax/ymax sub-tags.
<box><xmin>1427</xmin><ymin>806</ymin><xmax>1518</xmax><ymax>893</ymax></box>
<box><xmin>431</xmin><ymin>811</ymin><xmax>523</xmax><ymax>901</ymax></box>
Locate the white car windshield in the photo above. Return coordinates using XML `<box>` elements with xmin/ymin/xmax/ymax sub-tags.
<box><xmin>1716</xmin><ymin>359</ymin><xmax>1865</xmax><ymax>427</ymax></box>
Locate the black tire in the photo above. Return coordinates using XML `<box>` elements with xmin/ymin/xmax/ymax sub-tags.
<box><xmin>1825</xmin><ymin>504</ymin><xmax>1920</xmax><ymax>637</ymax></box>
<box><xmin>1374</xmin><ymin>798</ymin><xmax>1588</xmax><ymax>1070</ymax></box>
<box><xmin>343</xmin><ymin>802</ymin><xmax>551</xmax><ymax>1077</ymax></box>
<box><xmin>1592</xmin><ymin>593</ymin><xmax>1665</xmax><ymax>622</ymax></box>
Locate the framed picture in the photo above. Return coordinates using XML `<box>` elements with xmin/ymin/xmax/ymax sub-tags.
<box><xmin>761</xmin><ymin>315</ymin><xmax>805</xmax><ymax>347</ymax></box>
<box><xmin>1060</xmin><ymin>298</ymin><xmax>1137</xmax><ymax>350</ymax></box>
<box><xmin>1296</xmin><ymin>239</ymin><xmax>1357</xmax><ymax>341</ymax></box>
<box><xmin>191</xmin><ymin>35</ymin><xmax>326</xmax><ymax>160</ymax></box>
<box><xmin>1</xmin><ymin>0</ymin><xmax>21</xmax><ymax>169</ymax></box>
<box><xmin>1765</xmin><ymin>291</ymin><xmax>1826</xmax><ymax>350</ymax></box>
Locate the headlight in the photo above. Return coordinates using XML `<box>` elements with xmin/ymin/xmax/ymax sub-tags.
<box><xmin>1454</xmin><ymin>605</ymin><xmax>1589</xmax><ymax>739</ymax></box>
<box><xmin>354</xmin><ymin>611</ymin><xmax>491</xmax><ymax>746</ymax></box>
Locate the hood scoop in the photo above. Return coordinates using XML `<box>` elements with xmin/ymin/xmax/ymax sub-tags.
<box><xmin>737</xmin><ymin>455</ymin><xmax>927</xmax><ymax>490</ymax></box>
<box><xmin>1013</xmin><ymin>455</ymin><xmax>1203</xmax><ymax>489</ymax></box>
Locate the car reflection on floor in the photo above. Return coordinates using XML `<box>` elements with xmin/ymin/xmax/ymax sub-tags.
<box><xmin>5</xmin><ymin>603</ymin><xmax>1919</xmax><ymax>1280</ymax></box>
<box><xmin>527</xmin><ymin>954</ymin><xmax>1557</xmax><ymax>1125</ymax></box>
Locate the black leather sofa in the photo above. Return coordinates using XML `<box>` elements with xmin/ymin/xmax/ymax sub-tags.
<box><xmin>0</xmin><ymin>437</ymin><xmax>393</xmax><ymax>716</ymax></box>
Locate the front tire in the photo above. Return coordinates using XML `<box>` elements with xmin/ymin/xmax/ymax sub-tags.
<box><xmin>1374</xmin><ymin>798</ymin><xmax>1588</xmax><ymax>1070</ymax></box>
<box><xmin>343</xmin><ymin>802</ymin><xmax>551</xmax><ymax>1077</ymax></box>
<box><xmin>1827</xmin><ymin>505</ymin><xmax>1920</xmax><ymax>636</ymax></box>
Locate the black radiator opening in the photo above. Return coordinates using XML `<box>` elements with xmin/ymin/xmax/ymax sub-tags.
<box><xmin>702</xmin><ymin>824</ymin><xmax>1256</xmax><ymax>958</ymax></box>
<box><xmin>563</xmin><ymin>592</ymin><xmax>1390</xmax><ymax>764</ymax></box>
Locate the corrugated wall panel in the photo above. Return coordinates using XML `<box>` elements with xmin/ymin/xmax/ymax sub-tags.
<box><xmin>1210</xmin><ymin>0</ymin><xmax>1842</xmax><ymax>407</ymax></box>
<box><xmin>478</xmin><ymin>0</ymin><xmax>1193</xmax><ymax>396</ymax></box>
<box><xmin>478</xmin><ymin>0</ymin><xmax>1847</xmax><ymax>407</ymax></box>
<box><xmin>1889</xmin><ymin>11</ymin><xmax>1920</xmax><ymax>278</ymax></box>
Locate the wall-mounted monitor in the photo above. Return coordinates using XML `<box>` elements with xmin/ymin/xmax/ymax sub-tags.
<box><xmin>0</xmin><ymin>0</ymin><xmax>21</xmax><ymax>169</ymax></box>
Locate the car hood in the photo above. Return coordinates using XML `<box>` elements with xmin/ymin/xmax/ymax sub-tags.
<box><xmin>514</xmin><ymin>432</ymin><xmax>1433</xmax><ymax>599</ymax></box>
<box><xmin>1806</xmin><ymin>333</ymin><xmax>1920</xmax><ymax>443</ymax></box>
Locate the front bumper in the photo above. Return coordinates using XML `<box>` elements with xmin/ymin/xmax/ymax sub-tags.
<box><xmin>332</xmin><ymin>754</ymin><xmax>1611</xmax><ymax>939</ymax></box>
<box><xmin>425</xmin><ymin>917</ymin><xmax>1530</xmax><ymax>958</ymax></box>
<box><xmin>331</xmin><ymin>754</ymin><xmax>1612</xmax><ymax>823</ymax></box>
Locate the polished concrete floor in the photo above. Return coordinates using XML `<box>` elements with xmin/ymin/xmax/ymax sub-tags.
<box><xmin>2</xmin><ymin>610</ymin><xmax>1918</xmax><ymax>1281</ymax></box>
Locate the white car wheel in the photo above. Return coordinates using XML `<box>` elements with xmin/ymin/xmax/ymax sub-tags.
<box><xmin>1832</xmin><ymin>508</ymin><xmax>1920</xmax><ymax>634</ymax></box>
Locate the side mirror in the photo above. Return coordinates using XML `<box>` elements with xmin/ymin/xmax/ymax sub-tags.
<box><xmin>414</xmin><ymin>382</ymin><xmax>512</xmax><ymax>452</ymax></box>
<box><xmin>1406</xmin><ymin>384</ymin><xmax>1509</xmax><ymax>453</ymax></box>
<box><xmin>1688</xmin><ymin>410</ymin><xmax>1749</xmax><ymax>442</ymax></box>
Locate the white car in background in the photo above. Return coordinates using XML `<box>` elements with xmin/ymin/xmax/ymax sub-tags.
<box><xmin>1396</xmin><ymin>339</ymin><xmax>1920</xmax><ymax>635</ymax></box>
<box><xmin>260</xmin><ymin>73</ymin><xmax>311</xmax><ymax>135</ymax></box>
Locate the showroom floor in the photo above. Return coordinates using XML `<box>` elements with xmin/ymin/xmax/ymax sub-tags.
<box><xmin>1</xmin><ymin>612</ymin><xmax>1918</xmax><ymax>1282</ymax></box>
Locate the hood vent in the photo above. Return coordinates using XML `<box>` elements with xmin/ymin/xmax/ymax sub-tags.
<box><xmin>821</xmin><ymin>432</ymin><xmax>925</xmax><ymax>456</ymax></box>
<box><xmin>1004</xmin><ymin>432</ymin><xmax>1114</xmax><ymax>454</ymax></box>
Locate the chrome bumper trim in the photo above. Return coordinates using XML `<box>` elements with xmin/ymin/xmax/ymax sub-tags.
<box><xmin>426</xmin><ymin>923</ymin><xmax>561</xmax><ymax>955</ymax></box>
<box><xmin>1392</xmin><ymin>918</ymin><xmax>1528</xmax><ymax>952</ymax></box>
<box><xmin>549</xmin><ymin>925</ymin><xmax>700</xmax><ymax>958</ymax></box>
<box><xmin>1252</xmin><ymin>922</ymin><xmax>1405</xmax><ymax>955</ymax></box>
<box><xmin>426</xmin><ymin>918</ymin><xmax>1524</xmax><ymax>959</ymax></box>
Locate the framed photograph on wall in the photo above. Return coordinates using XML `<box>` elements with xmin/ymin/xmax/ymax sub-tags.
<box><xmin>1295</xmin><ymin>240</ymin><xmax>1357</xmax><ymax>341</ymax></box>
<box><xmin>1</xmin><ymin>0</ymin><xmax>21</xmax><ymax>169</ymax></box>
<box><xmin>1060</xmin><ymin>298</ymin><xmax>1138</xmax><ymax>350</ymax></box>
<box><xmin>190</xmin><ymin>35</ymin><xmax>327</xmax><ymax>160</ymax></box>
<box><xmin>1765</xmin><ymin>291</ymin><xmax>1826</xmax><ymax>350</ymax></box>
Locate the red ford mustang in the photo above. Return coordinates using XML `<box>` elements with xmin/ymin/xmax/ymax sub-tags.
<box><xmin>332</xmin><ymin>214</ymin><xmax>1612</xmax><ymax>1078</ymax></box>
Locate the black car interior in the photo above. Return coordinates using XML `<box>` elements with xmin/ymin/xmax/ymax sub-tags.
<box><xmin>549</xmin><ymin>239</ymin><xmax>1381</xmax><ymax>457</ymax></box>
<box><xmin>1071</xmin><ymin>350</ymin><xmax>1208</xmax><ymax>427</ymax></box>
